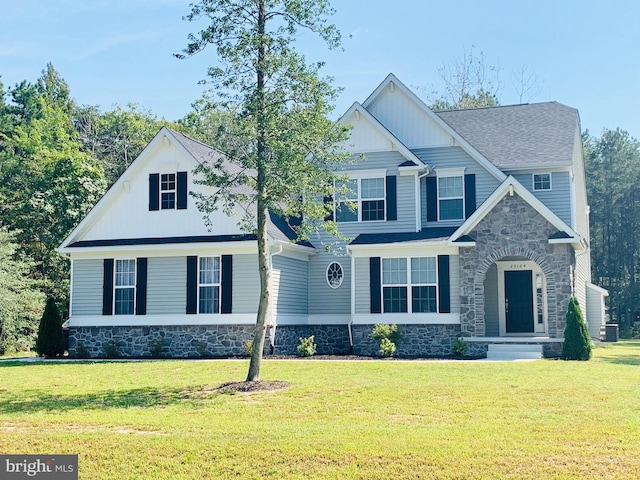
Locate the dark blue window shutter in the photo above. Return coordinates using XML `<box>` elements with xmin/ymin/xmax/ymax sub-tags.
<box><xmin>438</xmin><ymin>255</ymin><xmax>451</xmax><ymax>313</ymax></box>
<box><xmin>426</xmin><ymin>176</ymin><xmax>437</xmax><ymax>222</ymax></box>
<box><xmin>136</xmin><ymin>258</ymin><xmax>147</xmax><ymax>315</ymax></box>
<box><xmin>370</xmin><ymin>257</ymin><xmax>382</xmax><ymax>314</ymax></box>
<box><xmin>149</xmin><ymin>174</ymin><xmax>159</xmax><ymax>211</ymax></box>
<box><xmin>102</xmin><ymin>259</ymin><xmax>114</xmax><ymax>315</ymax></box>
<box><xmin>177</xmin><ymin>171</ymin><xmax>188</xmax><ymax>210</ymax></box>
<box><xmin>464</xmin><ymin>174</ymin><xmax>476</xmax><ymax>219</ymax></box>
<box><xmin>221</xmin><ymin>255</ymin><xmax>233</xmax><ymax>314</ymax></box>
<box><xmin>186</xmin><ymin>256</ymin><xmax>198</xmax><ymax>314</ymax></box>
<box><xmin>386</xmin><ymin>175</ymin><xmax>397</xmax><ymax>221</ymax></box>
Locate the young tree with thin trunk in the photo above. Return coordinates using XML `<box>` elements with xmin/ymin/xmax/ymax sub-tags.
<box><xmin>177</xmin><ymin>0</ymin><xmax>349</xmax><ymax>381</ymax></box>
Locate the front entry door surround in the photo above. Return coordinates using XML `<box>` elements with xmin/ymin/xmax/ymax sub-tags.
<box><xmin>497</xmin><ymin>260</ymin><xmax>546</xmax><ymax>336</ymax></box>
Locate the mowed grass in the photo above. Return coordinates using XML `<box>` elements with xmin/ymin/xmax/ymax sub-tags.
<box><xmin>0</xmin><ymin>342</ymin><xmax>639</xmax><ymax>479</ymax></box>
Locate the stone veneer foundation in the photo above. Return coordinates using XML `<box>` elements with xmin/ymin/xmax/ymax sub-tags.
<box><xmin>351</xmin><ymin>324</ymin><xmax>463</xmax><ymax>357</ymax></box>
<box><xmin>69</xmin><ymin>325</ymin><xmax>257</xmax><ymax>358</ymax></box>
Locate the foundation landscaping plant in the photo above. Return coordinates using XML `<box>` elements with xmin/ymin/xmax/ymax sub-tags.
<box><xmin>0</xmin><ymin>341</ymin><xmax>638</xmax><ymax>479</ymax></box>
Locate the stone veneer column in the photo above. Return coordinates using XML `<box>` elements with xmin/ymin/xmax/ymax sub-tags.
<box><xmin>458</xmin><ymin>194</ymin><xmax>574</xmax><ymax>339</ymax></box>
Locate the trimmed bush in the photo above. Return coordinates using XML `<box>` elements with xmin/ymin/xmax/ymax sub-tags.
<box><xmin>451</xmin><ymin>338</ymin><xmax>468</xmax><ymax>357</ymax></box>
<box><xmin>297</xmin><ymin>336</ymin><xmax>317</xmax><ymax>357</ymax></box>
<box><xmin>35</xmin><ymin>297</ymin><xmax>66</xmax><ymax>357</ymax></box>
<box><xmin>370</xmin><ymin>324</ymin><xmax>401</xmax><ymax>357</ymax></box>
<box><xmin>561</xmin><ymin>297</ymin><xmax>592</xmax><ymax>360</ymax></box>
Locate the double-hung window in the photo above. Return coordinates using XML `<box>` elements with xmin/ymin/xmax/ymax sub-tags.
<box><xmin>199</xmin><ymin>257</ymin><xmax>221</xmax><ymax>314</ymax></box>
<box><xmin>161</xmin><ymin>173</ymin><xmax>176</xmax><ymax>209</ymax></box>
<box><xmin>382</xmin><ymin>257</ymin><xmax>437</xmax><ymax>313</ymax></box>
<box><xmin>410</xmin><ymin>257</ymin><xmax>437</xmax><ymax>313</ymax></box>
<box><xmin>438</xmin><ymin>175</ymin><xmax>464</xmax><ymax>220</ymax></box>
<box><xmin>533</xmin><ymin>173</ymin><xmax>551</xmax><ymax>191</ymax></box>
<box><xmin>336</xmin><ymin>176</ymin><xmax>386</xmax><ymax>222</ymax></box>
<box><xmin>114</xmin><ymin>259</ymin><xmax>136</xmax><ymax>315</ymax></box>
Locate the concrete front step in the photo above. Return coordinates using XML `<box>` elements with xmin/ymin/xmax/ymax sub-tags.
<box><xmin>486</xmin><ymin>343</ymin><xmax>543</xmax><ymax>361</ymax></box>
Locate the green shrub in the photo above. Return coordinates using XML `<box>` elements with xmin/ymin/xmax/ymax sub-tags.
<box><xmin>35</xmin><ymin>297</ymin><xmax>66</xmax><ymax>357</ymax></box>
<box><xmin>451</xmin><ymin>338</ymin><xmax>468</xmax><ymax>357</ymax></box>
<box><xmin>243</xmin><ymin>339</ymin><xmax>254</xmax><ymax>356</ymax></box>
<box><xmin>73</xmin><ymin>341</ymin><xmax>89</xmax><ymax>358</ymax></box>
<box><xmin>378</xmin><ymin>337</ymin><xmax>396</xmax><ymax>357</ymax></box>
<box><xmin>561</xmin><ymin>297</ymin><xmax>592</xmax><ymax>360</ymax></box>
<box><xmin>370</xmin><ymin>324</ymin><xmax>401</xmax><ymax>357</ymax></box>
<box><xmin>297</xmin><ymin>335</ymin><xmax>317</xmax><ymax>357</ymax></box>
<box><xmin>148</xmin><ymin>339</ymin><xmax>163</xmax><ymax>357</ymax></box>
<box><xmin>102</xmin><ymin>340</ymin><xmax>120</xmax><ymax>358</ymax></box>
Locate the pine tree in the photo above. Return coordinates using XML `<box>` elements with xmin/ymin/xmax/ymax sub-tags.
<box><xmin>36</xmin><ymin>297</ymin><xmax>66</xmax><ymax>357</ymax></box>
<box><xmin>561</xmin><ymin>297</ymin><xmax>592</xmax><ymax>360</ymax></box>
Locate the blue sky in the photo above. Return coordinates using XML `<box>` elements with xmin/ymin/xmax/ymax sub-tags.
<box><xmin>2</xmin><ymin>0</ymin><xmax>639</xmax><ymax>139</ymax></box>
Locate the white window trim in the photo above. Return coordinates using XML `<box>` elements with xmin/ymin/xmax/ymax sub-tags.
<box><xmin>326</xmin><ymin>262</ymin><xmax>344</xmax><ymax>289</ymax></box>
<box><xmin>160</xmin><ymin>172</ymin><xmax>177</xmax><ymax>210</ymax></box>
<box><xmin>114</xmin><ymin>259</ymin><xmax>136</xmax><ymax>316</ymax></box>
<box><xmin>532</xmin><ymin>172</ymin><xmax>552</xmax><ymax>191</ymax></box>
<box><xmin>436</xmin><ymin>173</ymin><xmax>465</xmax><ymax>221</ymax></box>
<box><xmin>335</xmin><ymin>176</ymin><xmax>386</xmax><ymax>223</ymax></box>
<box><xmin>198</xmin><ymin>256</ymin><xmax>221</xmax><ymax>314</ymax></box>
<box><xmin>381</xmin><ymin>257</ymin><xmax>438</xmax><ymax>314</ymax></box>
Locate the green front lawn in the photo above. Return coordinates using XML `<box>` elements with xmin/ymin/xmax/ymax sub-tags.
<box><xmin>0</xmin><ymin>341</ymin><xmax>638</xmax><ymax>479</ymax></box>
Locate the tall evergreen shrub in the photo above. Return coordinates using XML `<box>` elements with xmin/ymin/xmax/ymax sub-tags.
<box><xmin>36</xmin><ymin>297</ymin><xmax>66</xmax><ymax>357</ymax></box>
<box><xmin>561</xmin><ymin>297</ymin><xmax>592</xmax><ymax>360</ymax></box>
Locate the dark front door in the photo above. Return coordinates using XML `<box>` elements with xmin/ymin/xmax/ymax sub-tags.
<box><xmin>504</xmin><ymin>270</ymin><xmax>534</xmax><ymax>333</ymax></box>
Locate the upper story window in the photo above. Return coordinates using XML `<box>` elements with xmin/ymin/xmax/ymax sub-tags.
<box><xmin>161</xmin><ymin>173</ymin><xmax>176</xmax><ymax>209</ymax></box>
<box><xmin>438</xmin><ymin>175</ymin><xmax>464</xmax><ymax>221</ymax></box>
<box><xmin>381</xmin><ymin>257</ymin><xmax>437</xmax><ymax>313</ymax></box>
<box><xmin>335</xmin><ymin>176</ymin><xmax>386</xmax><ymax>222</ymax></box>
<box><xmin>114</xmin><ymin>259</ymin><xmax>136</xmax><ymax>315</ymax></box>
<box><xmin>149</xmin><ymin>172</ymin><xmax>188</xmax><ymax>211</ymax></box>
<box><xmin>533</xmin><ymin>173</ymin><xmax>552</xmax><ymax>191</ymax></box>
<box><xmin>199</xmin><ymin>256</ymin><xmax>221</xmax><ymax>314</ymax></box>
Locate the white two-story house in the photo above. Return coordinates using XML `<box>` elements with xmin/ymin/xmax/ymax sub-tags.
<box><xmin>58</xmin><ymin>74</ymin><xmax>607</xmax><ymax>359</ymax></box>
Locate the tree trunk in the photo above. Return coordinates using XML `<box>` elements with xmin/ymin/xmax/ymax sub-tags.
<box><xmin>246</xmin><ymin>198</ymin><xmax>270</xmax><ymax>381</ymax></box>
<box><xmin>246</xmin><ymin>0</ymin><xmax>268</xmax><ymax>383</ymax></box>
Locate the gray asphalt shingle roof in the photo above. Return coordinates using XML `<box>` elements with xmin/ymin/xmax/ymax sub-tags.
<box><xmin>436</xmin><ymin>102</ymin><xmax>579</xmax><ymax>169</ymax></box>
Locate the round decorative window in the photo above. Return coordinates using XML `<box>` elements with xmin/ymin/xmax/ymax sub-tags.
<box><xmin>326</xmin><ymin>262</ymin><xmax>344</xmax><ymax>289</ymax></box>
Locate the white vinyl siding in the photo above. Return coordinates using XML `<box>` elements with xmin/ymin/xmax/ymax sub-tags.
<box><xmin>232</xmin><ymin>254</ymin><xmax>261</xmax><ymax>314</ymax></box>
<box><xmin>272</xmin><ymin>256</ymin><xmax>309</xmax><ymax>315</ymax></box>
<box><xmin>308</xmin><ymin>249</ymin><xmax>351</xmax><ymax>315</ymax></box>
<box><xmin>510</xmin><ymin>171</ymin><xmax>572</xmax><ymax>226</ymax></box>
<box><xmin>71</xmin><ymin>259</ymin><xmax>103</xmax><ymax>316</ymax></box>
<box><xmin>147</xmin><ymin>257</ymin><xmax>185</xmax><ymax>315</ymax></box>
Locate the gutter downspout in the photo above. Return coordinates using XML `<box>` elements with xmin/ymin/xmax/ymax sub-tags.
<box><xmin>347</xmin><ymin>248</ymin><xmax>355</xmax><ymax>351</ymax></box>
<box><xmin>268</xmin><ymin>244</ymin><xmax>284</xmax><ymax>354</ymax></box>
